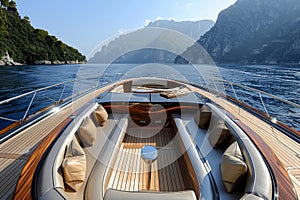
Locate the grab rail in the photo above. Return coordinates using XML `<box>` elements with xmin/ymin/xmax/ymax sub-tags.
<box><xmin>215</xmin><ymin>78</ymin><xmax>300</xmax><ymax>109</ymax></box>
<box><xmin>0</xmin><ymin>76</ymin><xmax>104</xmax><ymax>134</ymax></box>
<box><xmin>0</xmin><ymin>80</ymin><xmax>75</xmax><ymax>105</ymax></box>
<box><xmin>1</xmin><ymin>72</ymin><xmax>299</xmax><ymax>134</ymax></box>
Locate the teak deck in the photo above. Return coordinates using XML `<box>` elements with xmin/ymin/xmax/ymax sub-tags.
<box><xmin>0</xmin><ymin>84</ymin><xmax>114</xmax><ymax>199</ymax></box>
<box><xmin>106</xmin><ymin>128</ymin><xmax>194</xmax><ymax>192</ymax></box>
<box><xmin>189</xmin><ymin>85</ymin><xmax>300</xmax><ymax>197</ymax></box>
<box><xmin>0</xmin><ymin>80</ymin><xmax>299</xmax><ymax>199</ymax></box>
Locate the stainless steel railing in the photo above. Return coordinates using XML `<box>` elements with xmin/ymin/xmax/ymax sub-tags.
<box><xmin>203</xmin><ymin>77</ymin><xmax>300</xmax><ymax>132</ymax></box>
<box><xmin>1</xmin><ymin>72</ymin><xmax>299</xmax><ymax>134</ymax></box>
<box><xmin>0</xmin><ymin>76</ymin><xmax>106</xmax><ymax>129</ymax></box>
<box><xmin>215</xmin><ymin>78</ymin><xmax>300</xmax><ymax>110</ymax></box>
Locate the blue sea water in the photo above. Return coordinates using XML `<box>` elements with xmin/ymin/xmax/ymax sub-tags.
<box><xmin>0</xmin><ymin>64</ymin><xmax>299</xmax><ymax>131</ymax></box>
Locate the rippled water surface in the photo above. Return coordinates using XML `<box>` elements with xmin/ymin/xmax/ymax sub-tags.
<box><xmin>0</xmin><ymin>64</ymin><xmax>299</xmax><ymax>131</ymax></box>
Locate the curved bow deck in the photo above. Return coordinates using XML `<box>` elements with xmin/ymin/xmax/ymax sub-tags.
<box><xmin>0</xmin><ymin>79</ymin><xmax>299</xmax><ymax>199</ymax></box>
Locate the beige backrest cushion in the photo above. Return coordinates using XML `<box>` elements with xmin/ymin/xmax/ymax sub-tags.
<box><xmin>221</xmin><ymin>141</ymin><xmax>248</xmax><ymax>192</ymax></box>
<box><xmin>194</xmin><ymin>105</ymin><xmax>212</xmax><ymax>129</ymax></box>
<box><xmin>240</xmin><ymin>193</ymin><xmax>265</xmax><ymax>200</ymax></box>
<box><xmin>62</xmin><ymin>138</ymin><xmax>86</xmax><ymax>191</ymax></box>
<box><xmin>93</xmin><ymin>104</ymin><xmax>108</xmax><ymax>126</ymax></box>
<box><xmin>207</xmin><ymin>113</ymin><xmax>232</xmax><ymax>149</ymax></box>
<box><xmin>78</xmin><ymin>117</ymin><xmax>97</xmax><ymax>147</ymax></box>
<box><xmin>104</xmin><ymin>189</ymin><xmax>197</xmax><ymax>200</ymax></box>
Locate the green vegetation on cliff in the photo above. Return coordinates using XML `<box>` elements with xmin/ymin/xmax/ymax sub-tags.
<box><xmin>0</xmin><ymin>0</ymin><xmax>85</xmax><ymax>64</ymax></box>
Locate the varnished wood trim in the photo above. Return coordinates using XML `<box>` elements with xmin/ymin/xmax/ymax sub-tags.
<box><xmin>0</xmin><ymin>104</ymin><xmax>56</xmax><ymax>136</ymax></box>
<box><xmin>103</xmin><ymin>104</ymin><xmax>199</xmax><ymax>114</ymax></box>
<box><xmin>13</xmin><ymin>117</ymin><xmax>72</xmax><ymax>200</ymax></box>
<box><xmin>227</xmin><ymin>113</ymin><xmax>298</xmax><ymax>200</ymax></box>
<box><xmin>181</xmin><ymin>151</ymin><xmax>199</xmax><ymax>198</ymax></box>
<box><xmin>195</xmin><ymin>85</ymin><xmax>300</xmax><ymax>139</ymax></box>
<box><xmin>0</xmin><ymin>121</ymin><xmax>21</xmax><ymax>136</ymax></box>
<box><xmin>104</xmin><ymin>104</ymin><xmax>200</xmax><ymax>127</ymax></box>
<box><xmin>224</xmin><ymin>92</ymin><xmax>300</xmax><ymax>139</ymax></box>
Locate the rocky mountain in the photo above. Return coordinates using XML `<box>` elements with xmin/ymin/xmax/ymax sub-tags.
<box><xmin>0</xmin><ymin>1</ymin><xmax>85</xmax><ymax>65</ymax></box>
<box><xmin>176</xmin><ymin>0</ymin><xmax>300</xmax><ymax>64</ymax></box>
<box><xmin>147</xmin><ymin>19</ymin><xmax>214</xmax><ymax>40</ymax></box>
<box><xmin>89</xmin><ymin>19</ymin><xmax>214</xmax><ymax>64</ymax></box>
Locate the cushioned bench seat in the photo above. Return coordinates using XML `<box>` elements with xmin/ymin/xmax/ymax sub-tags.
<box><xmin>104</xmin><ymin>189</ymin><xmax>197</xmax><ymax>200</ymax></box>
<box><xmin>171</xmin><ymin>117</ymin><xmax>215</xmax><ymax>199</ymax></box>
<box><xmin>85</xmin><ymin>117</ymin><xmax>128</xmax><ymax>200</ymax></box>
<box><xmin>173</xmin><ymin>114</ymin><xmax>243</xmax><ymax>200</ymax></box>
<box><xmin>172</xmin><ymin>103</ymin><xmax>273</xmax><ymax>200</ymax></box>
<box><xmin>67</xmin><ymin>116</ymin><xmax>128</xmax><ymax>200</ymax></box>
<box><xmin>37</xmin><ymin>103</ymin><xmax>128</xmax><ymax>200</ymax></box>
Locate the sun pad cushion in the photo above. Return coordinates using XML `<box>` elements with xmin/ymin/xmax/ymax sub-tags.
<box><xmin>62</xmin><ymin>138</ymin><xmax>86</xmax><ymax>191</ymax></box>
<box><xmin>194</xmin><ymin>105</ymin><xmax>212</xmax><ymax>129</ymax></box>
<box><xmin>77</xmin><ymin>117</ymin><xmax>97</xmax><ymax>147</ymax></box>
<box><xmin>93</xmin><ymin>104</ymin><xmax>108</xmax><ymax>126</ymax></box>
<box><xmin>208</xmin><ymin>113</ymin><xmax>232</xmax><ymax>149</ymax></box>
<box><xmin>221</xmin><ymin>141</ymin><xmax>248</xmax><ymax>192</ymax></box>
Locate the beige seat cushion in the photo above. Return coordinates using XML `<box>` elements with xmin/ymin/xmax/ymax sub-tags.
<box><xmin>104</xmin><ymin>189</ymin><xmax>197</xmax><ymax>200</ymax></box>
<box><xmin>221</xmin><ymin>142</ymin><xmax>248</xmax><ymax>192</ymax></box>
<box><xmin>207</xmin><ymin>113</ymin><xmax>232</xmax><ymax>149</ymax></box>
<box><xmin>62</xmin><ymin>138</ymin><xmax>86</xmax><ymax>191</ymax></box>
<box><xmin>78</xmin><ymin>117</ymin><xmax>97</xmax><ymax>146</ymax></box>
<box><xmin>93</xmin><ymin>104</ymin><xmax>108</xmax><ymax>126</ymax></box>
<box><xmin>194</xmin><ymin>105</ymin><xmax>212</xmax><ymax>129</ymax></box>
<box><xmin>240</xmin><ymin>194</ymin><xmax>265</xmax><ymax>200</ymax></box>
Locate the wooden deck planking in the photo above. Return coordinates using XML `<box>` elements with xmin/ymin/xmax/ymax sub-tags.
<box><xmin>14</xmin><ymin>118</ymin><xmax>72</xmax><ymax>200</ymax></box>
<box><xmin>0</xmin><ymin>159</ymin><xmax>26</xmax><ymax>199</ymax></box>
<box><xmin>170</xmin><ymin>147</ymin><xmax>185</xmax><ymax>191</ymax></box>
<box><xmin>158</xmin><ymin>141</ymin><xmax>169</xmax><ymax>191</ymax></box>
<box><xmin>162</xmin><ymin>148</ymin><xmax>172</xmax><ymax>191</ymax></box>
<box><xmin>117</xmin><ymin>149</ymin><xmax>128</xmax><ymax>190</ymax></box>
<box><xmin>157</xmin><ymin>134</ymin><xmax>167</xmax><ymax>191</ymax></box>
<box><xmin>190</xmin><ymin>86</ymin><xmax>300</xmax><ymax>198</ymax></box>
<box><xmin>112</xmin><ymin>149</ymin><xmax>126</xmax><ymax>189</ymax></box>
<box><xmin>131</xmin><ymin>148</ymin><xmax>138</xmax><ymax>191</ymax></box>
<box><xmin>192</xmin><ymin>87</ymin><xmax>300</xmax><ymax>157</ymax></box>
<box><xmin>227</xmin><ymin>105</ymin><xmax>300</xmax><ymax>167</ymax></box>
<box><xmin>124</xmin><ymin>140</ymin><xmax>135</xmax><ymax>191</ymax></box>
<box><xmin>162</xmin><ymin>134</ymin><xmax>179</xmax><ymax>191</ymax></box>
<box><xmin>0</xmin><ymin>109</ymin><xmax>70</xmax><ymax>154</ymax></box>
<box><xmin>107</xmin><ymin>128</ymin><xmax>193</xmax><ymax>192</ymax></box>
<box><xmin>168</xmin><ymin>134</ymin><xmax>185</xmax><ymax>191</ymax></box>
<box><xmin>107</xmin><ymin>144</ymin><xmax>123</xmax><ymax>190</ymax></box>
<box><xmin>0</xmin><ymin>84</ymin><xmax>113</xmax><ymax>199</ymax></box>
<box><xmin>288</xmin><ymin>168</ymin><xmax>300</xmax><ymax>195</ymax></box>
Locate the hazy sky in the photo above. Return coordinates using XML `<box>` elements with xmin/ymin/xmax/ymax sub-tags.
<box><xmin>15</xmin><ymin>0</ymin><xmax>237</xmax><ymax>56</ymax></box>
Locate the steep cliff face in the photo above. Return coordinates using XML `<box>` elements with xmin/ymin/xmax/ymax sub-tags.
<box><xmin>178</xmin><ymin>0</ymin><xmax>300</xmax><ymax>64</ymax></box>
<box><xmin>147</xmin><ymin>19</ymin><xmax>214</xmax><ymax>40</ymax></box>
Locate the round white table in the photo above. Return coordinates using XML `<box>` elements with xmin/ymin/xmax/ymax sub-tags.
<box><xmin>141</xmin><ymin>145</ymin><xmax>158</xmax><ymax>190</ymax></box>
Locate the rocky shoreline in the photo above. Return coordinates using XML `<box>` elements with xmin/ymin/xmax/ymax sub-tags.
<box><xmin>0</xmin><ymin>52</ymin><xmax>23</xmax><ymax>66</ymax></box>
<box><xmin>33</xmin><ymin>60</ymin><xmax>86</xmax><ymax>65</ymax></box>
<box><xmin>0</xmin><ymin>52</ymin><xmax>86</xmax><ymax>66</ymax></box>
